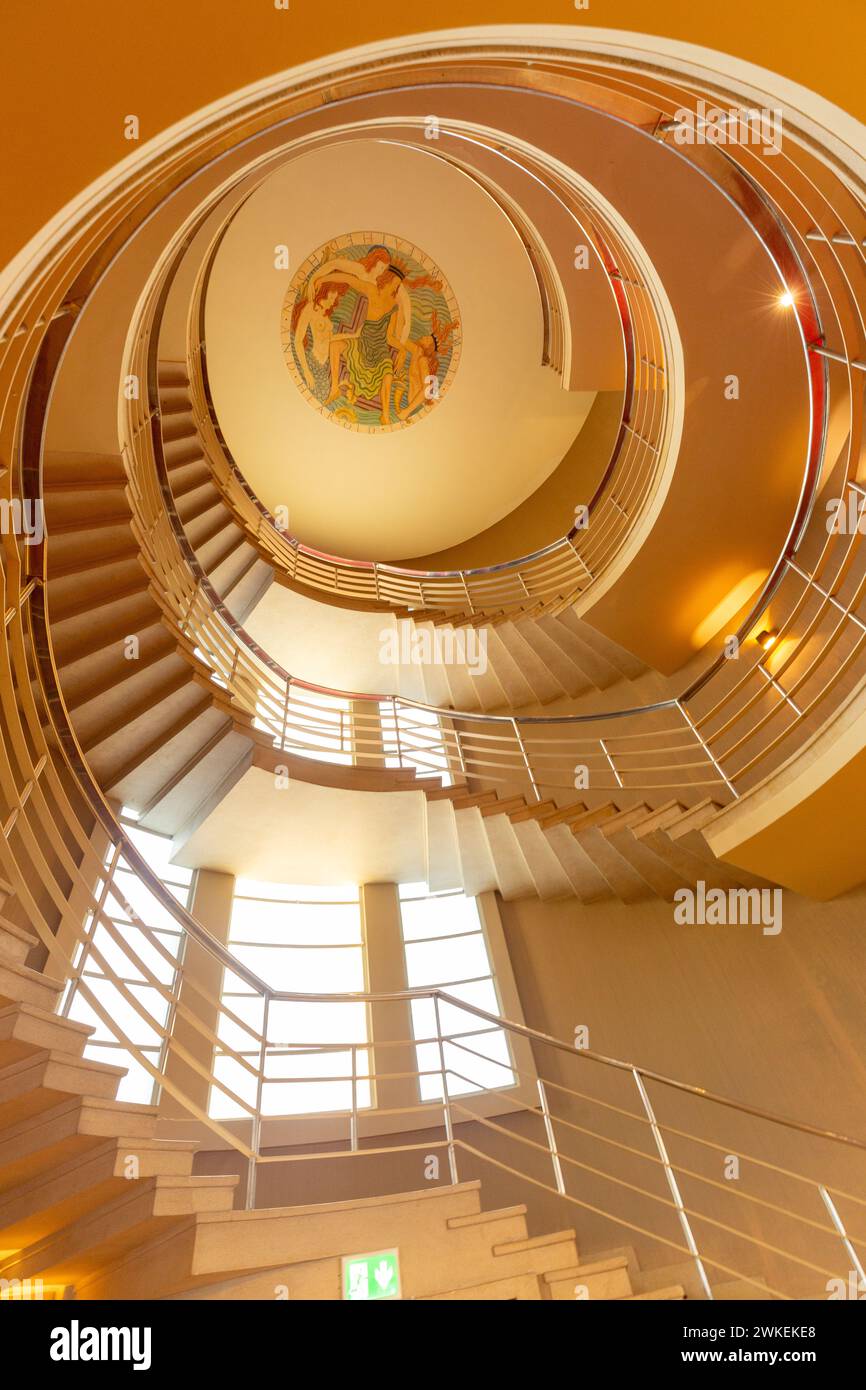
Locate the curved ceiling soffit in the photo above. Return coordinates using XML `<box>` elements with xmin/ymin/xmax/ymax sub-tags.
<box><xmin>116</xmin><ymin>74</ymin><xmax>834</xmax><ymax>695</ymax></box>
<box><xmin>148</xmin><ymin>113</ymin><xmax>682</xmax><ymax>602</ymax></box>
<box><xmin>190</xmin><ymin>124</ymin><xmax>630</xmax><ymax>527</ymax></box>
<box><xmin>113</xmin><ymin>65</ymin><xmax>817</xmax><ymax>656</ymax></box>
<box><xmin>194</xmin><ymin>84</ymin><xmax>822</xmax><ymax>617</ymax></box>
<box><xmin>12</xmin><ymin>30</ymin><xmax>846</xmax><ymax>733</ymax></box>
<box><xmin>196</xmin><ymin>135</ymin><xmax>607</xmax><ymax>551</ymax></box>
<box><xmin>32</xmin><ymin>39</ymin><xmax>828</xmax><ymax>672</ymax></box>
<box><xmin>107</xmin><ymin>38</ymin><xmax>834</xmax><ymax>625</ymax></box>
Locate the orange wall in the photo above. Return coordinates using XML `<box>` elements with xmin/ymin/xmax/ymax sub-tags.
<box><xmin>2</xmin><ymin>1</ymin><xmax>863</xmax><ymax>269</ymax></box>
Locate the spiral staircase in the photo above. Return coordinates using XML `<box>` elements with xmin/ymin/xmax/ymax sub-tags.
<box><xmin>1</xmin><ymin>20</ymin><xmax>866</xmax><ymax>1302</ymax></box>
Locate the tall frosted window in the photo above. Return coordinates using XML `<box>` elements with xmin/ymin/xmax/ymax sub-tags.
<box><xmin>63</xmin><ymin>816</ymin><xmax>192</xmax><ymax>1105</ymax></box>
<box><xmin>398</xmin><ymin>884</ymin><xmax>514</xmax><ymax>1102</ymax></box>
<box><xmin>211</xmin><ymin>881</ymin><xmax>370</xmax><ymax>1119</ymax></box>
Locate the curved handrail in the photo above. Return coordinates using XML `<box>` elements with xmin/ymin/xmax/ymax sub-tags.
<box><xmin>0</xmin><ymin>27</ymin><xmax>861</xmax><ymax>1123</ymax></box>
<box><xmin>25</xmin><ymin>558</ymin><xmax>866</xmax><ymax>1162</ymax></box>
<box><xmin>26</xmin><ymin>563</ymin><xmax>866</xmax><ymax>1155</ymax></box>
<box><xmin>176</xmin><ymin>122</ymin><xmax>672</xmax><ymax>621</ymax></box>
<box><xmin>118</xmin><ymin>110</ymin><xmax>845</xmax><ymax>804</ymax></box>
<box><xmin>175</xmin><ymin>116</ymin><xmax>824</xmax><ymax>691</ymax></box>
<box><xmin>1</xmin><ymin>35</ymin><xmax>865</xmax><ymax>1299</ymax></box>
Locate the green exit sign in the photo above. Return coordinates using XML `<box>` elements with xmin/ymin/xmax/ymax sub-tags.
<box><xmin>342</xmin><ymin>1248</ymin><xmax>401</xmax><ymax>1301</ymax></box>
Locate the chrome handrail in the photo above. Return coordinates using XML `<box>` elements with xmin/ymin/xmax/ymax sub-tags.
<box><xmin>3</xmin><ymin>34</ymin><xmax>866</xmax><ymax>1301</ymax></box>
<box><xmin>180</xmin><ymin>128</ymin><xmax>652</xmax><ymax>615</ymax></box>
<box><xmin>114</xmin><ymin>93</ymin><xmax>848</xmax><ymax>808</ymax></box>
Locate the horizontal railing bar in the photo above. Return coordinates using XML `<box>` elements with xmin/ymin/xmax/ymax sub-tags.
<box><xmin>450</xmin><ymin>1029</ymin><xmax>866</xmax><ymax>1243</ymax></box>
<box><xmin>450</xmin><ymin>1097</ymin><xmax>847</xmax><ymax>1281</ymax></box>
<box><xmin>254</xmin><ymin>1139</ymin><xmax>450</xmax><ymax>1163</ymax></box>
<box><xmin>454</xmin><ymin>1139</ymin><xmax>789</xmax><ymax>1300</ymax></box>
<box><xmin>808</xmin><ymin>343</ymin><xmax>866</xmax><ymax>370</ymax></box>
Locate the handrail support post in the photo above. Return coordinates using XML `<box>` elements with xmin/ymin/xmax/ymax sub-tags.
<box><xmin>246</xmin><ymin>993</ymin><xmax>270</xmax><ymax>1210</ymax></box>
<box><xmin>350</xmin><ymin>1043</ymin><xmax>359</xmax><ymax>1152</ymax></box>
<box><xmin>819</xmin><ymin>1184</ymin><xmax>866</xmax><ymax>1290</ymax></box>
<box><xmin>632</xmin><ymin>1067</ymin><xmax>714</xmax><ymax>1300</ymax></box>
<box><xmin>434</xmin><ymin>994</ymin><xmax>459</xmax><ymax>1185</ymax></box>
<box><xmin>537</xmin><ymin>1077</ymin><xmax>566</xmax><ymax>1196</ymax></box>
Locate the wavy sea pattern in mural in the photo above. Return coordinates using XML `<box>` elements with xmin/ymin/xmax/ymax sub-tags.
<box><xmin>282</xmin><ymin>234</ymin><xmax>461</xmax><ymax>433</ymax></box>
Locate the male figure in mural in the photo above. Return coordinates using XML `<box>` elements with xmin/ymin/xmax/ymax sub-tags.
<box><xmin>307</xmin><ymin>247</ymin><xmax>441</xmax><ymax>425</ymax></box>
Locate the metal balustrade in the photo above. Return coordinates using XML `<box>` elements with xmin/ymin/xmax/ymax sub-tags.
<box><xmin>1</xmin><ymin>32</ymin><xmax>865</xmax><ymax>1302</ymax></box>
<box><xmin>170</xmin><ymin>122</ymin><xmax>675</xmax><ymax>624</ymax></box>
<box><xmin>109</xmin><ymin>54</ymin><xmax>866</xmax><ymax>810</ymax></box>
<box><xmin>49</xmin><ymin>820</ymin><xmax>866</xmax><ymax>1299</ymax></box>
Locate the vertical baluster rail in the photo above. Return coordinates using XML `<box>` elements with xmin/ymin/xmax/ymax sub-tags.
<box><xmin>819</xmin><ymin>1185</ymin><xmax>866</xmax><ymax>1290</ymax></box>
<box><xmin>631</xmin><ymin>1068</ymin><xmax>715</xmax><ymax>1300</ymax></box>
<box><xmin>511</xmin><ymin>717</ymin><xmax>542</xmax><ymax>801</ymax></box>
<box><xmin>434</xmin><ymin>994</ymin><xmax>459</xmax><ymax>1185</ymax></box>
<box><xmin>246</xmin><ymin>992</ymin><xmax>270</xmax><ymax>1211</ymax></box>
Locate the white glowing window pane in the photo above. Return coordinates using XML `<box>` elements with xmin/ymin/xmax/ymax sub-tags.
<box><xmin>404</xmin><ymin>897</ymin><xmax>515</xmax><ymax>1105</ymax></box>
<box><xmin>107</xmin><ymin>872</ymin><xmax>186</xmax><ymax>935</ymax></box>
<box><xmin>404</xmin><ymin>933</ymin><xmax>491</xmax><ymax>988</ymax></box>
<box><xmin>408</xmin><ymin>981</ymin><xmax>503</xmax><ymax>1042</ymax></box>
<box><xmin>211</xmin><ymin>1056</ymin><xmax>257</xmax><ymax>1119</ymax></box>
<box><xmin>213</xmin><ymin>886</ymin><xmax>369</xmax><ymax>1119</ymax></box>
<box><xmin>122</xmin><ymin>825</ymin><xmax>192</xmax><ymax>887</ymax></box>
<box><xmin>85</xmin><ymin>927</ymin><xmax>148</xmax><ymax>985</ymax></box>
<box><xmin>399</xmin><ymin>892</ymin><xmax>480</xmax><ymax>939</ymax></box>
<box><xmin>83</xmin><ymin>1045</ymin><xmax>160</xmax><ymax>1106</ymax></box>
<box><xmin>398</xmin><ymin>881</ymin><xmax>428</xmax><ymax>900</ymax></box>
<box><xmin>261</xmin><ymin>1047</ymin><xmax>372</xmax><ymax>1114</ymax></box>
<box><xmin>261</xmin><ymin>1077</ymin><xmax>372</xmax><ymax>1116</ymax></box>
<box><xmin>265</xmin><ymin>1048</ymin><xmax>364</xmax><ymax>1080</ymax></box>
<box><xmin>216</xmin><ymin>996</ymin><xmax>265</xmax><ymax>1054</ymax></box>
<box><xmin>230</xmin><ymin>898</ymin><xmax>362</xmax><ymax>945</ymax></box>
<box><xmin>418</xmin><ymin>1049</ymin><xmax>514</xmax><ymax>1101</ymax></box>
<box><xmin>230</xmin><ymin>944</ymin><xmax>363</xmax><ymax>994</ymax></box>
<box><xmin>267</xmin><ymin>1000</ymin><xmax>368</xmax><ymax>1047</ymax></box>
<box><xmin>439</xmin><ymin>977</ymin><xmax>501</xmax><ymax>1019</ymax></box>
<box><xmin>221</xmin><ymin>969</ymin><xmax>257</xmax><ymax>996</ymax></box>
<box><xmin>444</xmin><ymin>1035</ymin><xmax>514</xmax><ymax>1092</ymax></box>
<box><xmin>87</xmin><ymin>924</ymin><xmax>178</xmax><ymax>986</ymax></box>
<box><xmin>235</xmin><ymin>879</ymin><xmax>358</xmax><ymax>903</ymax></box>
<box><xmin>74</xmin><ymin>978</ymin><xmax>166</xmax><ymax>1048</ymax></box>
<box><xmin>65</xmin><ymin>990</ymin><xmax>105</xmax><ymax>1038</ymax></box>
<box><xmin>451</xmin><ymin>1027</ymin><xmax>513</xmax><ymax>1068</ymax></box>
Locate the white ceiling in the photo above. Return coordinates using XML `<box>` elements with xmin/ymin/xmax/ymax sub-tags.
<box><xmin>244</xmin><ymin>584</ymin><xmax>422</xmax><ymax>701</ymax></box>
<box><xmin>204</xmin><ymin>139</ymin><xmax>595</xmax><ymax>560</ymax></box>
<box><xmin>175</xmin><ymin>768</ymin><xmax>429</xmax><ymax>886</ymax></box>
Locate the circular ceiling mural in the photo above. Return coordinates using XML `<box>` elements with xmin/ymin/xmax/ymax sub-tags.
<box><xmin>281</xmin><ymin>233</ymin><xmax>461</xmax><ymax>433</ymax></box>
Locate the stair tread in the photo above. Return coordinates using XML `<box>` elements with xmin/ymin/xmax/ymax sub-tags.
<box><xmin>495</xmin><ymin>1227</ymin><xmax>577</xmax><ymax>1256</ymax></box>
<box><xmin>447</xmin><ymin>1203</ymin><xmax>528</xmax><ymax>1230</ymax></box>
<box><xmin>622</xmin><ymin>1284</ymin><xmax>686</xmax><ymax>1301</ymax></box>
<box><xmin>0</xmin><ymin>958</ymin><xmax>64</xmax><ymax>996</ymax></box>
<box><xmin>543</xmin><ymin>1252</ymin><xmax>630</xmax><ymax>1281</ymax></box>
<box><xmin>0</xmin><ymin>1002</ymin><xmax>92</xmax><ymax>1037</ymax></box>
<box><xmin>0</xmin><ymin>919</ymin><xmax>39</xmax><ymax>950</ymax></box>
<box><xmin>1</xmin><ymin>1048</ymin><xmax>128</xmax><ymax>1083</ymax></box>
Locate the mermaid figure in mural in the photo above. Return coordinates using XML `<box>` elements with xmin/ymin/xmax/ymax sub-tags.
<box><xmin>395</xmin><ymin>310</ymin><xmax>459</xmax><ymax>421</ymax></box>
<box><xmin>307</xmin><ymin>248</ymin><xmax>443</xmax><ymax>424</ymax></box>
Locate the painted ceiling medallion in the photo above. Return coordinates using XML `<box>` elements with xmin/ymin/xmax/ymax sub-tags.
<box><xmin>281</xmin><ymin>234</ymin><xmax>461</xmax><ymax>432</ymax></box>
